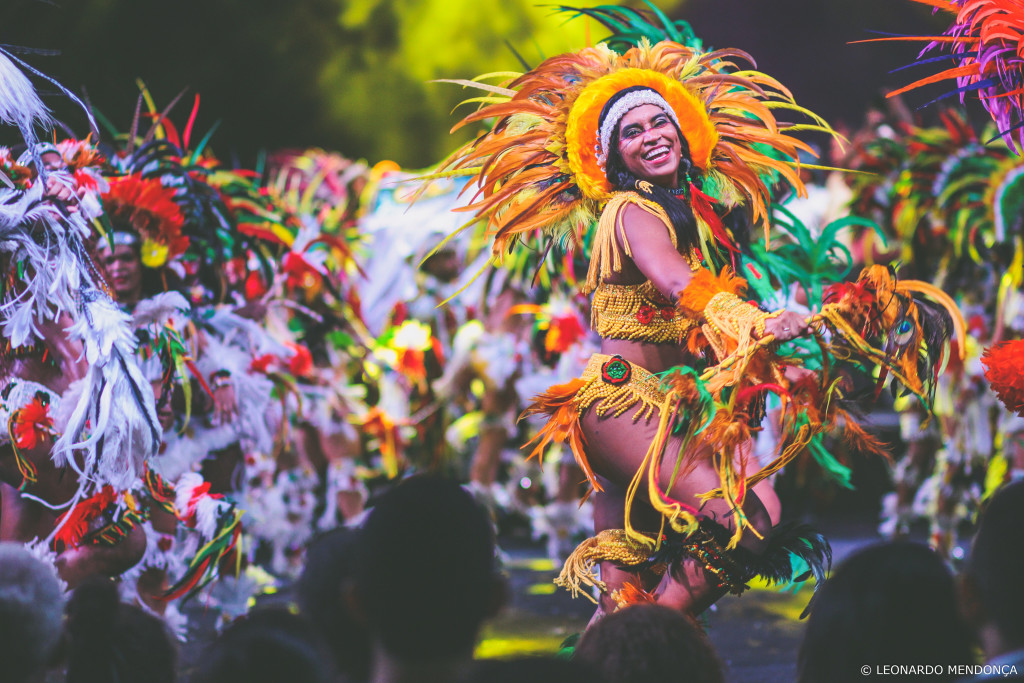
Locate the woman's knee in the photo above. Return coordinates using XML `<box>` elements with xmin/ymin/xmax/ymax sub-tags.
<box><xmin>741</xmin><ymin>490</ymin><xmax>777</xmax><ymax>552</ymax></box>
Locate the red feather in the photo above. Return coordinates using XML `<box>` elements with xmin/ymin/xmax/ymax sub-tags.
<box><xmin>12</xmin><ymin>396</ymin><xmax>53</xmax><ymax>450</ymax></box>
<box><xmin>545</xmin><ymin>314</ymin><xmax>586</xmax><ymax>353</ymax></box>
<box><xmin>735</xmin><ymin>382</ymin><xmax>789</xmax><ymax>405</ymax></box>
<box><xmin>983</xmin><ymin>340</ymin><xmax>1024</xmax><ymax>416</ymax></box>
<box><xmin>244</xmin><ymin>271</ymin><xmax>269</xmax><ymax>301</ymax></box>
<box><xmin>688</xmin><ymin>182</ymin><xmax>738</xmax><ymax>267</ymax></box>
<box><xmin>250</xmin><ymin>354</ymin><xmax>277</xmax><ymax>374</ymax></box>
<box><xmin>286</xmin><ymin>343</ymin><xmax>314</xmax><ymax>377</ymax></box>
<box><xmin>54</xmin><ymin>486</ymin><xmax>117</xmax><ymax>550</ymax></box>
<box><xmin>183</xmin><ymin>94</ymin><xmax>200</xmax><ymax>150</ymax></box>
<box><xmin>186</xmin><ymin>360</ymin><xmax>214</xmax><ymax>399</ymax></box>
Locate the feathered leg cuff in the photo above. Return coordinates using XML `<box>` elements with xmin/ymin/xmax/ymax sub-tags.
<box><xmin>555</xmin><ymin>520</ymin><xmax>831</xmax><ymax>617</ymax></box>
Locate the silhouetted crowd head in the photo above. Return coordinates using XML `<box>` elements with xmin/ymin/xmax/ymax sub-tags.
<box><xmin>4</xmin><ymin>476</ymin><xmax>1024</xmax><ymax>682</ymax></box>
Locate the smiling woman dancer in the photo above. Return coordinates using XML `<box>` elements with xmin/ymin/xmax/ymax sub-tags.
<box><xmin>566</xmin><ymin>88</ymin><xmax>810</xmax><ymax>617</ymax></box>
<box><xmin>437</xmin><ymin>41</ymin><xmax>839</xmax><ymax>620</ymax></box>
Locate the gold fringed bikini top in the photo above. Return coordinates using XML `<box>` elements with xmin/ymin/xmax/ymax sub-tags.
<box><xmin>586</xmin><ymin>193</ymin><xmax>707</xmax><ymax>344</ymax></box>
<box><xmin>591</xmin><ymin>280</ymin><xmax>698</xmax><ymax>344</ymax></box>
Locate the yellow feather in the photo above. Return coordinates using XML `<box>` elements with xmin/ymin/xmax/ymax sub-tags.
<box><xmin>436</xmin><ymin>256</ymin><xmax>496</xmax><ymax>308</ymax></box>
<box><xmin>429</xmin><ymin>78</ymin><xmax>517</xmax><ymax>97</ymax></box>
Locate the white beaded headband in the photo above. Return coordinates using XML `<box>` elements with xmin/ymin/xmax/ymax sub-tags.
<box><xmin>98</xmin><ymin>231</ymin><xmax>140</xmax><ymax>250</ymax></box>
<box><xmin>596</xmin><ymin>89</ymin><xmax>679</xmax><ymax>168</ymax></box>
<box><xmin>16</xmin><ymin>142</ymin><xmax>60</xmax><ymax>166</ymax></box>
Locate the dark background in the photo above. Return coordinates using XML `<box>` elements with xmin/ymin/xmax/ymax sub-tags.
<box><xmin>1</xmin><ymin>0</ymin><xmax>958</xmax><ymax>167</ymax></box>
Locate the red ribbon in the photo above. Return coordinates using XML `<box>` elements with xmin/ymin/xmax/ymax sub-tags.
<box><xmin>687</xmin><ymin>182</ymin><xmax>738</xmax><ymax>269</ymax></box>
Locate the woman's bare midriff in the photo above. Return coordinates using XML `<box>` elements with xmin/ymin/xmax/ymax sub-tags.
<box><xmin>601</xmin><ymin>337</ymin><xmax>695</xmax><ymax>373</ymax></box>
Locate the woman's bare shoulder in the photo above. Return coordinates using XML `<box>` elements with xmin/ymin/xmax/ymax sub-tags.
<box><xmin>619</xmin><ymin>199</ymin><xmax>664</xmax><ymax>224</ymax></box>
<box><xmin>615</xmin><ymin>196</ymin><xmax>675</xmax><ymax>245</ymax></box>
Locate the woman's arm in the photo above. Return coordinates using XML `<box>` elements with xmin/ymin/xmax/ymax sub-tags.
<box><xmin>620</xmin><ymin>202</ymin><xmax>808</xmax><ymax>342</ymax></box>
<box><xmin>618</xmin><ymin>203</ymin><xmax>695</xmax><ymax>298</ymax></box>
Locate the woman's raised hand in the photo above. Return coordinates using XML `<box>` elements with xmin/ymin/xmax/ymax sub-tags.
<box><xmin>763</xmin><ymin>310</ymin><xmax>810</xmax><ymax>342</ymax></box>
<box><xmin>44</xmin><ymin>176</ymin><xmax>81</xmax><ymax>213</ymax></box>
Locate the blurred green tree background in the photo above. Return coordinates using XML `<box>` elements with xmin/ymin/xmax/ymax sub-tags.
<box><xmin>2</xmin><ymin>0</ymin><xmax>945</xmax><ymax>167</ymax></box>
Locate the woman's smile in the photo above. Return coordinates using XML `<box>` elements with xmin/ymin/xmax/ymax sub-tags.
<box><xmin>642</xmin><ymin>145</ymin><xmax>672</xmax><ymax>164</ymax></box>
<box><xmin>617</xmin><ymin>104</ymin><xmax>682</xmax><ymax>187</ymax></box>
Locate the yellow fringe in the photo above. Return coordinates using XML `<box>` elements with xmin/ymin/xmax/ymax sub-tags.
<box><xmin>585</xmin><ymin>193</ymin><xmax>676</xmax><ymax>294</ymax></box>
<box><xmin>702</xmin><ymin>291</ymin><xmax>770</xmax><ymax>362</ymax></box>
<box><xmin>555</xmin><ymin>529</ymin><xmax>656</xmax><ymax>602</ymax></box>
<box><xmin>644</xmin><ymin>392</ymin><xmax>702</xmax><ymax>542</ymax></box>
<box><xmin>578</xmin><ymin>355</ymin><xmax>667</xmax><ymax>421</ymax></box>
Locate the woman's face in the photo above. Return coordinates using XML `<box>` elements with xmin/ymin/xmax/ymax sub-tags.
<box><xmin>615</xmin><ymin>104</ymin><xmax>682</xmax><ymax>187</ymax></box>
<box><xmin>151</xmin><ymin>380</ymin><xmax>175</xmax><ymax>432</ymax></box>
<box><xmin>98</xmin><ymin>244</ymin><xmax>144</xmax><ymax>305</ymax></box>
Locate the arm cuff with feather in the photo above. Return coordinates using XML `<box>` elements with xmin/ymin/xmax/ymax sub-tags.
<box><xmin>677</xmin><ymin>267</ymin><xmax>775</xmax><ymax>360</ymax></box>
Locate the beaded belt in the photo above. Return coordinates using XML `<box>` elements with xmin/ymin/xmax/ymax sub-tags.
<box><xmin>576</xmin><ymin>354</ymin><xmax>668</xmax><ymax>421</ymax></box>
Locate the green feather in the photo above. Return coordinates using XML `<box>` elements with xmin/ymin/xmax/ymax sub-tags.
<box><xmin>793</xmin><ymin>412</ymin><xmax>853</xmax><ymax>489</ymax></box>
<box><xmin>552</xmin><ymin>3</ymin><xmax>702</xmax><ymax>52</ymax></box>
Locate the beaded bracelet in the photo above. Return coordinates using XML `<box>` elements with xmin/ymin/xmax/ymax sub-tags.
<box><xmin>704</xmin><ymin>292</ymin><xmax>772</xmax><ymax>340</ymax></box>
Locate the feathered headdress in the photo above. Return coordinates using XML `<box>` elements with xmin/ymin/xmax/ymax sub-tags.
<box><xmin>102</xmin><ymin>90</ymin><xmax>272</xmax><ymax>300</ymax></box>
<box><xmin>866</xmin><ymin>0</ymin><xmax>1024</xmax><ymax>152</ymax></box>
<box><xmin>102</xmin><ymin>174</ymin><xmax>188</xmax><ymax>267</ymax></box>
<box><xmin>435</xmin><ymin>40</ymin><xmax>834</xmax><ymax>266</ymax></box>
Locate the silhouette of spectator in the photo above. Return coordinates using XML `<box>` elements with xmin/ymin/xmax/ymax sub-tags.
<box><xmin>0</xmin><ymin>543</ymin><xmax>65</xmax><ymax>683</ymax></box>
<box><xmin>575</xmin><ymin>603</ymin><xmax>725</xmax><ymax>683</ymax></box>
<box><xmin>350</xmin><ymin>475</ymin><xmax>506</xmax><ymax>683</ymax></box>
<box><xmin>65</xmin><ymin>577</ymin><xmax>177</xmax><ymax>683</ymax></box>
<box><xmin>797</xmin><ymin>540</ymin><xmax>975</xmax><ymax>683</ymax></box>
<box><xmin>297</xmin><ymin>527</ymin><xmax>371</xmax><ymax>682</ymax></box>
<box><xmin>459</xmin><ymin>656</ymin><xmax>603</xmax><ymax>683</ymax></box>
<box><xmin>190</xmin><ymin>607</ymin><xmax>335</xmax><ymax>683</ymax></box>
<box><xmin>960</xmin><ymin>480</ymin><xmax>1024</xmax><ymax>680</ymax></box>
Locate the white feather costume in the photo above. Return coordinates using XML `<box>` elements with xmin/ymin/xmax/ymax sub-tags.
<box><xmin>0</xmin><ymin>61</ymin><xmax>159</xmax><ymax>534</ymax></box>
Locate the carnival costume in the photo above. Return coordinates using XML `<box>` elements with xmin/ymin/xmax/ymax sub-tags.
<box><xmin>433</xmin><ymin>36</ymin><xmax>966</xmax><ymax>609</ymax></box>
<box><xmin>0</xmin><ymin>53</ymin><xmax>163</xmax><ymax>555</ymax></box>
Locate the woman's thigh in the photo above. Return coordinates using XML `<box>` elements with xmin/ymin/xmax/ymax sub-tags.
<box><xmin>581</xmin><ymin>408</ymin><xmax>775</xmax><ymax>549</ymax></box>
<box><xmin>583</xmin><ymin>409</ymin><xmax>725</xmax><ymax>512</ymax></box>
